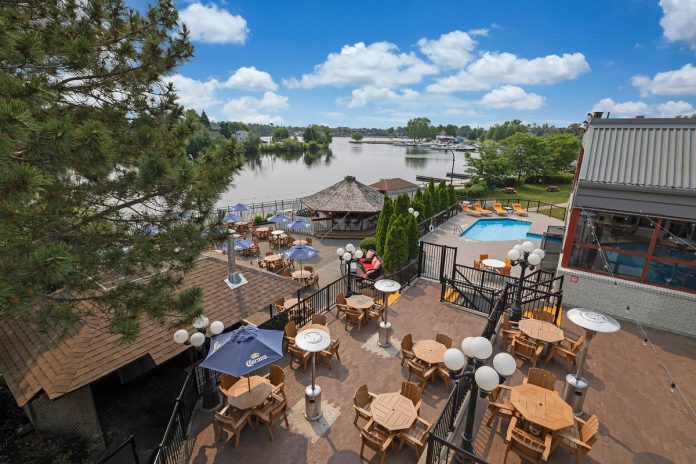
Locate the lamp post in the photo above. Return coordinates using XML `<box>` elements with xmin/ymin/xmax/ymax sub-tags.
<box><xmin>173</xmin><ymin>315</ymin><xmax>225</xmax><ymax>411</ymax></box>
<box><xmin>336</xmin><ymin>243</ymin><xmax>363</xmax><ymax>297</ymax></box>
<box><xmin>448</xmin><ymin>149</ymin><xmax>456</xmax><ymax>186</ymax></box>
<box><xmin>506</xmin><ymin>241</ymin><xmax>545</xmax><ymax>322</ymax></box>
<box><xmin>443</xmin><ymin>337</ymin><xmax>517</xmax><ymax>461</ymax></box>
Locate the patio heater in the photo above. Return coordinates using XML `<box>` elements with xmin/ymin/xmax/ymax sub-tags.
<box><xmin>563</xmin><ymin>308</ymin><xmax>621</xmax><ymax>415</ymax></box>
<box><xmin>443</xmin><ymin>337</ymin><xmax>517</xmax><ymax>461</ymax></box>
<box><xmin>374</xmin><ymin>279</ymin><xmax>401</xmax><ymax>347</ymax></box>
<box><xmin>336</xmin><ymin>243</ymin><xmax>363</xmax><ymax>297</ymax></box>
<box><xmin>173</xmin><ymin>316</ymin><xmax>225</xmax><ymax>411</ymax></box>
<box><xmin>224</xmin><ymin>231</ymin><xmax>248</xmax><ymax>289</ymax></box>
<box><xmin>506</xmin><ymin>241</ymin><xmax>545</xmax><ymax>321</ymax></box>
<box><xmin>295</xmin><ymin>326</ymin><xmax>331</xmax><ymax>421</ymax></box>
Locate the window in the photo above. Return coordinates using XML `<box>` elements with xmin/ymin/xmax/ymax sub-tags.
<box><xmin>566</xmin><ymin>209</ymin><xmax>696</xmax><ymax>293</ymax></box>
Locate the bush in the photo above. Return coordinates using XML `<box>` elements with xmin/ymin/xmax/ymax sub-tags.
<box><xmin>524</xmin><ymin>172</ymin><xmax>574</xmax><ymax>184</ymax></box>
<box><xmin>253</xmin><ymin>215</ymin><xmax>264</xmax><ymax>223</ymax></box>
<box><xmin>463</xmin><ymin>182</ymin><xmax>487</xmax><ymax>198</ymax></box>
<box><xmin>360</xmin><ymin>236</ymin><xmax>377</xmax><ymax>251</ymax></box>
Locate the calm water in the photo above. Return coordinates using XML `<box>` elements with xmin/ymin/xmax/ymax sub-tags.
<box><xmin>216</xmin><ymin>137</ymin><xmax>470</xmax><ymax>207</ymax></box>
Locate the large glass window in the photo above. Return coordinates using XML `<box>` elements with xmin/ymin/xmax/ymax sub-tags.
<box><xmin>567</xmin><ymin>209</ymin><xmax>696</xmax><ymax>293</ymax></box>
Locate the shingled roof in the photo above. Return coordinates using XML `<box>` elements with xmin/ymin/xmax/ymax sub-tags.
<box><xmin>0</xmin><ymin>257</ymin><xmax>301</xmax><ymax>407</ymax></box>
<box><xmin>300</xmin><ymin>176</ymin><xmax>384</xmax><ymax>213</ymax></box>
<box><xmin>369</xmin><ymin>178</ymin><xmax>418</xmax><ymax>193</ymax></box>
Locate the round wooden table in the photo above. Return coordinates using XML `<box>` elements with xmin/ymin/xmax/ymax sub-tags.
<box><xmin>226</xmin><ymin>376</ymin><xmax>272</xmax><ymax>410</ymax></box>
<box><xmin>509</xmin><ymin>383</ymin><xmax>574</xmax><ymax>431</ymax></box>
<box><xmin>256</xmin><ymin>227</ymin><xmax>269</xmax><ymax>233</ymax></box>
<box><xmin>264</xmin><ymin>254</ymin><xmax>283</xmax><ymax>263</ymax></box>
<box><xmin>292</xmin><ymin>270</ymin><xmax>311</xmax><ymax>281</ymax></box>
<box><xmin>482</xmin><ymin>258</ymin><xmax>506</xmax><ymax>270</ymax></box>
<box><xmin>293</xmin><ymin>239</ymin><xmax>308</xmax><ymax>246</ymax></box>
<box><xmin>346</xmin><ymin>294</ymin><xmax>374</xmax><ymax>311</ymax></box>
<box><xmin>284</xmin><ymin>298</ymin><xmax>300</xmax><ymax>310</ymax></box>
<box><xmin>519</xmin><ymin>319</ymin><xmax>564</xmax><ymax>344</ymax></box>
<box><xmin>413</xmin><ymin>340</ymin><xmax>447</xmax><ymax>365</ymax></box>
<box><xmin>370</xmin><ymin>393</ymin><xmax>417</xmax><ymax>431</ymax></box>
<box><xmin>271</xmin><ymin>230</ymin><xmax>285</xmax><ymax>236</ymax></box>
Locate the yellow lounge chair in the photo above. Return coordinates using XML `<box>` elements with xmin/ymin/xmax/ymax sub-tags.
<box><xmin>461</xmin><ymin>203</ymin><xmax>482</xmax><ymax>216</ymax></box>
<box><xmin>493</xmin><ymin>203</ymin><xmax>508</xmax><ymax>216</ymax></box>
<box><xmin>512</xmin><ymin>203</ymin><xmax>528</xmax><ymax>216</ymax></box>
<box><xmin>474</xmin><ymin>203</ymin><xmax>492</xmax><ymax>216</ymax></box>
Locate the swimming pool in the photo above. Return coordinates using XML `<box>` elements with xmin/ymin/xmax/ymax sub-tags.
<box><xmin>460</xmin><ymin>219</ymin><xmax>538</xmax><ymax>242</ymax></box>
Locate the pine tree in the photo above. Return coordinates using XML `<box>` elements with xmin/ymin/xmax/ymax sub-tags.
<box><xmin>376</xmin><ymin>195</ymin><xmax>394</xmax><ymax>254</ymax></box>
<box><xmin>0</xmin><ymin>1</ymin><xmax>242</xmax><ymax>341</ymax></box>
<box><xmin>414</xmin><ymin>188</ymin><xmax>423</xmax><ymax>203</ymax></box>
<box><xmin>422</xmin><ymin>190</ymin><xmax>433</xmax><ymax>219</ymax></box>
<box><xmin>394</xmin><ymin>193</ymin><xmax>410</xmax><ymax>216</ymax></box>
<box><xmin>406</xmin><ymin>214</ymin><xmax>419</xmax><ymax>261</ymax></box>
<box><xmin>383</xmin><ymin>216</ymin><xmax>407</xmax><ymax>272</ymax></box>
<box><xmin>447</xmin><ymin>184</ymin><xmax>458</xmax><ymax>207</ymax></box>
<box><xmin>410</xmin><ymin>198</ymin><xmax>425</xmax><ymax>219</ymax></box>
<box><xmin>427</xmin><ymin>179</ymin><xmax>436</xmax><ymax>198</ymax></box>
<box><xmin>438</xmin><ymin>185</ymin><xmax>449</xmax><ymax>212</ymax></box>
<box><xmin>200</xmin><ymin>110</ymin><xmax>211</xmax><ymax>128</ymax></box>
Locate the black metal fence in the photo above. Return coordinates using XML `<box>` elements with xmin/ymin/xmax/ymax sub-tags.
<box><xmin>417</xmin><ymin>203</ymin><xmax>461</xmax><ymax>236</ymax></box>
<box><xmin>97</xmin><ymin>434</ymin><xmax>139</xmax><ymax>464</ymax></box>
<box><xmin>458</xmin><ymin>196</ymin><xmax>567</xmax><ymax>221</ymax></box>
<box><xmin>419</xmin><ymin>241</ymin><xmax>458</xmax><ymax>281</ymax></box>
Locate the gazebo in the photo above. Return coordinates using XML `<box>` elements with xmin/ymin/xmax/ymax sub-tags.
<box><xmin>300</xmin><ymin>176</ymin><xmax>384</xmax><ymax>238</ymax></box>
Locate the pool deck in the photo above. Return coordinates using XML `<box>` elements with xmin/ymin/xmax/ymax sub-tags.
<box><xmin>421</xmin><ymin>212</ymin><xmax>565</xmax><ymax>277</ymax></box>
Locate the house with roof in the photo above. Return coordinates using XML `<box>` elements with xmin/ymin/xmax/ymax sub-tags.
<box><xmin>0</xmin><ymin>256</ymin><xmax>301</xmax><ymax>449</ymax></box>
<box><xmin>369</xmin><ymin>177</ymin><xmax>419</xmax><ymax>199</ymax></box>
<box><xmin>558</xmin><ymin>116</ymin><xmax>696</xmax><ymax>336</ymax></box>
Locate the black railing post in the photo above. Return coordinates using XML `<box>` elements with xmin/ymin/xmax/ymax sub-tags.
<box><xmin>439</xmin><ymin>245</ymin><xmax>447</xmax><ymax>282</ymax></box>
<box><xmin>418</xmin><ymin>241</ymin><xmax>424</xmax><ymax>277</ymax></box>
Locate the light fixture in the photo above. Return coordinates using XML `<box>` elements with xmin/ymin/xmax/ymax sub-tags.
<box><xmin>492</xmin><ymin>353</ymin><xmax>516</xmax><ymax>377</ymax></box>
<box><xmin>336</xmin><ymin>247</ymin><xmax>345</xmax><ymax>257</ymax></box>
<box><xmin>192</xmin><ymin>316</ymin><xmax>209</xmax><ymax>329</ymax></box>
<box><xmin>461</xmin><ymin>337</ymin><xmax>475</xmax><ymax>358</ymax></box>
<box><xmin>470</xmin><ymin>336</ymin><xmax>493</xmax><ymax>360</ymax></box>
<box><xmin>342</xmin><ymin>252</ymin><xmax>352</xmax><ymax>261</ymax></box>
<box><xmin>346</xmin><ymin>243</ymin><xmax>355</xmax><ymax>253</ymax></box>
<box><xmin>408</xmin><ymin>207</ymin><xmax>414</xmax><ymax>214</ymax></box>
<box><xmin>173</xmin><ymin>329</ymin><xmax>189</xmax><ymax>344</ymax></box>
<box><xmin>532</xmin><ymin>248</ymin><xmax>545</xmax><ymax>259</ymax></box>
<box><xmin>528</xmin><ymin>253</ymin><xmax>541</xmax><ymax>266</ymax></box>
<box><xmin>413</xmin><ymin>211</ymin><xmax>419</xmax><ymax>218</ymax></box>
<box><xmin>513</xmin><ymin>244</ymin><xmax>523</xmax><ymax>253</ymax></box>
<box><xmin>190</xmin><ymin>332</ymin><xmax>205</xmax><ymax>347</ymax></box>
<box><xmin>522</xmin><ymin>241</ymin><xmax>534</xmax><ymax>253</ymax></box>
<box><xmin>474</xmin><ymin>366</ymin><xmax>500</xmax><ymax>392</ymax></box>
<box><xmin>444</xmin><ymin>348</ymin><xmax>466</xmax><ymax>371</ymax></box>
<box><xmin>507</xmin><ymin>249</ymin><xmax>520</xmax><ymax>261</ymax></box>
<box><xmin>210</xmin><ymin>320</ymin><xmax>225</xmax><ymax>335</ymax></box>
<box><xmin>355</xmin><ymin>249</ymin><xmax>364</xmax><ymax>259</ymax></box>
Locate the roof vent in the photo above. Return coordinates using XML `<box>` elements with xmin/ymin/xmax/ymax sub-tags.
<box><xmin>592</xmin><ymin>112</ymin><xmax>603</xmax><ymax>119</ymax></box>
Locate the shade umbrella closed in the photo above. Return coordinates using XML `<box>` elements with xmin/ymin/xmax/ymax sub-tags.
<box><xmin>201</xmin><ymin>325</ymin><xmax>283</xmax><ymax>391</ymax></box>
<box><xmin>283</xmin><ymin>244</ymin><xmax>319</xmax><ymax>272</ymax></box>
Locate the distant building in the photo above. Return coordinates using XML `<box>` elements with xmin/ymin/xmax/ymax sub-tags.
<box><xmin>369</xmin><ymin>177</ymin><xmax>419</xmax><ymax>199</ymax></box>
<box><xmin>235</xmin><ymin>130</ymin><xmax>248</xmax><ymax>142</ymax></box>
<box><xmin>558</xmin><ymin>116</ymin><xmax>696</xmax><ymax>336</ymax></box>
<box><xmin>435</xmin><ymin>131</ymin><xmax>455</xmax><ymax>143</ymax></box>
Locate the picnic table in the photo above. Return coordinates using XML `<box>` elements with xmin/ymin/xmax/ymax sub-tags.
<box><xmin>509</xmin><ymin>383</ymin><xmax>574</xmax><ymax>431</ymax></box>
<box><xmin>264</xmin><ymin>254</ymin><xmax>283</xmax><ymax>263</ymax></box>
<box><xmin>225</xmin><ymin>376</ymin><xmax>272</xmax><ymax>410</ymax></box>
<box><xmin>370</xmin><ymin>392</ymin><xmax>417</xmax><ymax>431</ymax></box>
<box><xmin>413</xmin><ymin>340</ymin><xmax>447</xmax><ymax>365</ymax></box>
<box><xmin>504</xmin><ymin>187</ymin><xmax>517</xmax><ymax>194</ymax></box>
<box><xmin>519</xmin><ymin>319</ymin><xmax>564</xmax><ymax>344</ymax></box>
<box><xmin>346</xmin><ymin>294</ymin><xmax>374</xmax><ymax>311</ymax></box>
<box><xmin>292</xmin><ymin>270</ymin><xmax>311</xmax><ymax>282</ymax></box>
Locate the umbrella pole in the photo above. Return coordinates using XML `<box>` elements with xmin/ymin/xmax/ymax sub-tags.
<box><xmin>247</xmin><ymin>375</ymin><xmax>251</xmax><ymax>392</ymax></box>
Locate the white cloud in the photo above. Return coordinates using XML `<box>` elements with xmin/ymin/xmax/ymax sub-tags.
<box><xmin>659</xmin><ymin>0</ymin><xmax>696</xmax><ymax>50</ymax></box>
<box><xmin>592</xmin><ymin>98</ymin><xmax>651</xmax><ymax>117</ymax></box>
<box><xmin>468</xmin><ymin>28</ymin><xmax>489</xmax><ymax>37</ymax></box>
<box><xmin>284</xmin><ymin>42</ymin><xmax>438</xmax><ymax>89</ymax></box>
<box><xmin>346</xmin><ymin>86</ymin><xmax>419</xmax><ymax>108</ymax></box>
<box><xmin>427</xmin><ymin>51</ymin><xmax>590</xmax><ymax>92</ymax></box>
<box><xmin>479</xmin><ymin>85</ymin><xmax>544</xmax><ymax>110</ymax></box>
<box><xmin>632</xmin><ymin>64</ymin><xmax>696</xmax><ymax>96</ymax></box>
<box><xmin>168</xmin><ymin>74</ymin><xmax>220</xmax><ymax>111</ymax></box>
<box><xmin>221</xmin><ymin>91</ymin><xmax>288</xmax><ymax>124</ymax></box>
<box><xmin>417</xmin><ymin>30</ymin><xmax>479</xmax><ymax>69</ymax></box>
<box><xmin>222</xmin><ymin>66</ymin><xmax>277</xmax><ymax>91</ymax></box>
<box><xmin>655</xmin><ymin>100</ymin><xmax>695</xmax><ymax>116</ymax></box>
<box><xmin>179</xmin><ymin>2</ymin><xmax>249</xmax><ymax>44</ymax></box>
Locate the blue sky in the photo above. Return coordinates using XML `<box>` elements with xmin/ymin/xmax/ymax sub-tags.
<box><xmin>130</xmin><ymin>0</ymin><xmax>696</xmax><ymax>128</ymax></box>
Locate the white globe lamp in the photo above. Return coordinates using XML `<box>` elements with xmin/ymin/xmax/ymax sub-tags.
<box><xmin>507</xmin><ymin>249</ymin><xmax>520</xmax><ymax>261</ymax></box>
<box><xmin>343</xmin><ymin>252</ymin><xmax>352</xmax><ymax>262</ymax></box>
<box><xmin>532</xmin><ymin>248</ymin><xmax>546</xmax><ymax>260</ymax></box>
<box><xmin>513</xmin><ymin>244</ymin><xmax>523</xmax><ymax>253</ymax></box>
<box><xmin>336</xmin><ymin>247</ymin><xmax>345</xmax><ymax>257</ymax></box>
<box><xmin>173</xmin><ymin>329</ymin><xmax>189</xmax><ymax>344</ymax></box>
<box><xmin>408</xmin><ymin>207</ymin><xmax>414</xmax><ymax>214</ymax></box>
<box><xmin>522</xmin><ymin>241</ymin><xmax>535</xmax><ymax>253</ymax></box>
<box><xmin>493</xmin><ymin>353</ymin><xmax>517</xmax><ymax>377</ymax></box>
<box><xmin>528</xmin><ymin>253</ymin><xmax>541</xmax><ymax>266</ymax></box>
<box><xmin>192</xmin><ymin>316</ymin><xmax>209</xmax><ymax>329</ymax></box>
<box><xmin>210</xmin><ymin>320</ymin><xmax>224</xmax><ymax>335</ymax></box>
<box><xmin>355</xmin><ymin>250</ymin><xmax>364</xmax><ymax>259</ymax></box>
<box><xmin>346</xmin><ymin>243</ymin><xmax>355</xmax><ymax>253</ymax></box>
<box><xmin>190</xmin><ymin>331</ymin><xmax>205</xmax><ymax>347</ymax></box>
<box><xmin>474</xmin><ymin>366</ymin><xmax>500</xmax><ymax>392</ymax></box>
<box><xmin>413</xmin><ymin>211</ymin><xmax>419</xmax><ymax>218</ymax></box>
<box><xmin>443</xmin><ymin>348</ymin><xmax>466</xmax><ymax>371</ymax></box>
<box><xmin>461</xmin><ymin>337</ymin><xmax>475</xmax><ymax>358</ymax></box>
<box><xmin>470</xmin><ymin>336</ymin><xmax>493</xmax><ymax>360</ymax></box>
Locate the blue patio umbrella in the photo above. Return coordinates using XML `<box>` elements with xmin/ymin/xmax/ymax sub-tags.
<box><xmin>141</xmin><ymin>223</ymin><xmax>161</xmax><ymax>235</ymax></box>
<box><xmin>283</xmin><ymin>244</ymin><xmax>320</xmax><ymax>270</ymax></box>
<box><xmin>201</xmin><ymin>325</ymin><xmax>283</xmax><ymax>391</ymax></box>
<box><xmin>288</xmin><ymin>219</ymin><xmax>312</xmax><ymax>230</ymax></box>
<box><xmin>231</xmin><ymin>203</ymin><xmax>251</xmax><ymax>212</ymax></box>
<box><xmin>223</xmin><ymin>212</ymin><xmax>242</xmax><ymax>224</ymax></box>
<box><xmin>220</xmin><ymin>239</ymin><xmax>252</xmax><ymax>254</ymax></box>
<box><xmin>267</xmin><ymin>214</ymin><xmax>292</xmax><ymax>224</ymax></box>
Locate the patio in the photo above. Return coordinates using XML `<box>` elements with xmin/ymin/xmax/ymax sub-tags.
<box><xmin>183</xmin><ymin>280</ymin><xmax>696</xmax><ymax>463</ymax></box>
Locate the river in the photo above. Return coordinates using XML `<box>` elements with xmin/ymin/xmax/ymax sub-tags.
<box><xmin>215</xmin><ymin>137</ymin><xmax>470</xmax><ymax>207</ymax></box>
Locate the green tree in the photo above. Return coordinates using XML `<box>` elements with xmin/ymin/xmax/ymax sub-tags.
<box><xmin>484</xmin><ymin>119</ymin><xmax>529</xmax><ymax>141</ymax></box>
<box><xmin>447</xmin><ymin>185</ymin><xmax>458</xmax><ymax>207</ymax></box>
<box><xmin>414</xmin><ymin>188</ymin><xmax>423</xmax><ymax>203</ymax></box>
<box><xmin>394</xmin><ymin>193</ymin><xmax>410</xmax><ymax>216</ymax></box>
<box><xmin>406</xmin><ymin>117</ymin><xmax>433</xmax><ymax>140</ymax></box>
<box><xmin>200</xmin><ymin>110</ymin><xmax>211</xmax><ymax>128</ymax></box>
<box><xmin>383</xmin><ymin>216</ymin><xmax>407</xmax><ymax>272</ymax></box>
<box><xmin>184</xmin><ymin>110</ymin><xmax>212</xmax><ymax>158</ymax></box>
<box><xmin>0</xmin><ymin>0</ymin><xmax>243</xmax><ymax>341</ymax></box>
<box><xmin>410</xmin><ymin>198</ymin><xmax>425</xmax><ymax>218</ymax></box>
<box><xmin>351</xmin><ymin>131</ymin><xmax>364</xmax><ymax>141</ymax></box>
<box><xmin>502</xmin><ymin>132</ymin><xmax>545</xmax><ymax>183</ymax></box>
<box><xmin>438</xmin><ymin>184</ymin><xmax>449</xmax><ymax>211</ymax></box>
<box><xmin>219</xmin><ymin>121</ymin><xmax>232</xmax><ymax>139</ymax></box>
<box><xmin>422</xmin><ymin>190</ymin><xmax>434</xmax><ymax>219</ymax></box>
<box><xmin>542</xmin><ymin>132</ymin><xmax>581</xmax><ymax>173</ymax></box>
<box><xmin>272</xmin><ymin>127</ymin><xmax>290</xmax><ymax>142</ymax></box>
<box><xmin>464</xmin><ymin>141</ymin><xmax>511</xmax><ymax>186</ymax></box>
<box><xmin>406</xmin><ymin>214</ymin><xmax>419</xmax><ymax>261</ymax></box>
<box><xmin>444</xmin><ymin>124</ymin><xmax>458</xmax><ymax>137</ymax></box>
<box><xmin>303</xmin><ymin>125</ymin><xmax>332</xmax><ymax>147</ymax></box>
<box><xmin>376</xmin><ymin>196</ymin><xmax>394</xmax><ymax>254</ymax></box>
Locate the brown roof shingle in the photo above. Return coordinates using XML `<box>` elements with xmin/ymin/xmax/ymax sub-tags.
<box><xmin>0</xmin><ymin>257</ymin><xmax>301</xmax><ymax>406</ymax></box>
<box><xmin>300</xmin><ymin>176</ymin><xmax>384</xmax><ymax>213</ymax></box>
<box><xmin>369</xmin><ymin>178</ymin><xmax>418</xmax><ymax>193</ymax></box>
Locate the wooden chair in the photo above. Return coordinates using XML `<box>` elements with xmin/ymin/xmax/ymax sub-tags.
<box><xmin>400</xmin><ymin>333</ymin><xmax>415</xmax><ymax>366</ymax></box>
<box><xmin>220</xmin><ymin>374</ymin><xmax>239</xmax><ymax>391</ymax></box>
<box><xmin>266</xmin><ymin>251</ymin><xmax>274</xmax><ymax>256</ymax></box>
<box><xmin>257</xmin><ymin>258</ymin><xmax>267</xmax><ymax>269</ymax></box>
<box><xmin>360</xmin><ymin>418</ymin><xmax>394</xmax><ymax>464</ymax></box>
<box><xmin>336</xmin><ymin>293</ymin><xmax>349</xmax><ymax>318</ymax></box>
<box><xmin>499</xmin><ymin>312</ymin><xmax>520</xmax><ymax>347</ymax></box>
<box><xmin>353</xmin><ymin>384</ymin><xmax>377</xmax><ymax>425</ymax></box>
<box><xmin>436</xmin><ymin>366</ymin><xmax>452</xmax><ymax>389</ymax></box>
<box><xmin>344</xmin><ymin>307</ymin><xmax>365</xmax><ymax>331</ymax></box>
<box><xmin>524</xmin><ymin>368</ymin><xmax>557</xmax><ymax>391</ymax></box>
<box><xmin>406</xmin><ymin>359</ymin><xmax>437</xmax><ymax>390</ymax></box>
<box><xmin>546</xmin><ymin>334</ymin><xmax>585</xmax><ymax>371</ymax></box>
<box><xmin>530</xmin><ymin>309</ymin><xmax>555</xmax><ymax>323</ymax></box>
<box><xmin>283</xmin><ymin>321</ymin><xmax>297</xmax><ymax>349</ymax></box>
<box><xmin>306</xmin><ymin>238</ymin><xmax>313</xmax><ymax>246</ymax></box>
<box><xmin>397</xmin><ymin>416</ymin><xmax>432</xmax><ymax>459</ymax></box>
<box><xmin>361</xmin><ymin>288</ymin><xmax>375</xmax><ymax>298</ymax></box>
<box><xmin>479</xmin><ymin>253</ymin><xmax>489</xmax><ymax>262</ymax></box>
<box><xmin>503</xmin><ymin>417</ymin><xmax>550</xmax><ymax>463</ymax></box>
<box><xmin>312</xmin><ymin>314</ymin><xmax>327</xmax><ymax>326</ymax></box>
<box><xmin>510</xmin><ymin>335</ymin><xmax>543</xmax><ymax>367</ymax></box>
<box><xmin>318</xmin><ymin>338</ymin><xmax>340</xmax><ymax>369</ymax></box>
<box><xmin>275</xmin><ymin>297</ymin><xmax>285</xmax><ymax>313</ymax></box>
<box><xmin>435</xmin><ymin>333</ymin><xmax>452</xmax><ymax>349</ymax></box>
<box><xmin>307</xmin><ymin>273</ymin><xmax>319</xmax><ymax>289</ymax></box>
<box><xmin>552</xmin><ymin>415</ymin><xmax>599</xmax><ymax>463</ymax></box>
<box><xmin>400</xmin><ymin>382</ymin><xmax>422</xmax><ymax>412</ymax></box>
<box><xmin>288</xmin><ymin>344</ymin><xmax>310</xmax><ymax>372</ymax></box>
<box><xmin>366</xmin><ymin>302</ymin><xmax>384</xmax><ymax>322</ymax></box>
<box><xmin>473</xmin><ymin>260</ymin><xmax>481</xmax><ymax>270</ymax></box>
<box><xmin>485</xmin><ymin>385</ymin><xmax>515</xmax><ymax>427</ymax></box>
<box><xmin>213</xmin><ymin>405</ymin><xmax>253</xmax><ymax>449</ymax></box>
<box><xmin>500</xmin><ymin>266</ymin><xmax>511</xmax><ymax>276</ymax></box>
<box><xmin>304</xmin><ymin>265</ymin><xmax>314</xmax><ymax>273</ymax></box>
<box><xmin>253</xmin><ymin>394</ymin><xmax>289</xmax><ymax>441</ymax></box>
<box><xmin>282</xmin><ymin>268</ymin><xmax>292</xmax><ymax>278</ymax></box>
<box><xmin>264</xmin><ymin>364</ymin><xmax>286</xmax><ymax>400</ymax></box>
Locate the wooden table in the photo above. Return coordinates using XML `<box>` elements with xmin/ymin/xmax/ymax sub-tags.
<box><xmin>413</xmin><ymin>340</ymin><xmax>447</xmax><ymax>365</ymax></box>
<box><xmin>271</xmin><ymin>230</ymin><xmax>285</xmax><ymax>236</ymax></box>
<box><xmin>370</xmin><ymin>393</ymin><xmax>417</xmax><ymax>431</ymax></box>
<box><xmin>256</xmin><ymin>227</ymin><xmax>269</xmax><ymax>233</ymax></box>
<box><xmin>293</xmin><ymin>239</ymin><xmax>308</xmax><ymax>246</ymax></box>
<box><xmin>284</xmin><ymin>298</ymin><xmax>299</xmax><ymax>310</ymax></box>
<box><xmin>264</xmin><ymin>254</ymin><xmax>283</xmax><ymax>263</ymax></box>
<box><xmin>225</xmin><ymin>376</ymin><xmax>272</xmax><ymax>410</ymax></box>
<box><xmin>519</xmin><ymin>319</ymin><xmax>564</xmax><ymax>344</ymax></box>
<box><xmin>346</xmin><ymin>294</ymin><xmax>374</xmax><ymax>311</ymax></box>
<box><xmin>509</xmin><ymin>383</ymin><xmax>574</xmax><ymax>431</ymax></box>
<box><xmin>292</xmin><ymin>270</ymin><xmax>311</xmax><ymax>281</ymax></box>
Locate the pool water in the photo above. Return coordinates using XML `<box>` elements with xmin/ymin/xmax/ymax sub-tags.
<box><xmin>461</xmin><ymin>219</ymin><xmax>536</xmax><ymax>242</ymax></box>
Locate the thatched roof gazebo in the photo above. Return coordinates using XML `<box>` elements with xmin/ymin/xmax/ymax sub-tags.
<box><xmin>300</xmin><ymin>176</ymin><xmax>384</xmax><ymax>238</ymax></box>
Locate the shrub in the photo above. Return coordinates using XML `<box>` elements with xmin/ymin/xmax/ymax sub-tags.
<box><xmin>360</xmin><ymin>236</ymin><xmax>377</xmax><ymax>251</ymax></box>
<box><xmin>253</xmin><ymin>215</ymin><xmax>264</xmax><ymax>223</ymax></box>
<box><xmin>463</xmin><ymin>181</ymin><xmax>487</xmax><ymax>198</ymax></box>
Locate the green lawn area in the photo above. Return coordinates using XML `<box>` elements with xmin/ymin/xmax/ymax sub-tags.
<box><xmin>478</xmin><ymin>183</ymin><xmax>572</xmax><ymax>204</ymax></box>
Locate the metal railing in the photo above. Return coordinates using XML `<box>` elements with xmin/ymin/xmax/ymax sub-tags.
<box><xmin>97</xmin><ymin>434</ymin><xmax>139</xmax><ymax>464</ymax></box>
<box><xmin>418</xmin><ymin>203</ymin><xmax>461</xmax><ymax>236</ymax></box>
<box><xmin>458</xmin><ymin>196</ymin><xmax>567</xmax><ymax>221</ymax></box>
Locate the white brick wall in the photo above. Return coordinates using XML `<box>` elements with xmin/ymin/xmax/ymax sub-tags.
<box><xmin>557</xmin><ymin>265</ymin><xmax>696</xmax><ymax>337</ymax></box>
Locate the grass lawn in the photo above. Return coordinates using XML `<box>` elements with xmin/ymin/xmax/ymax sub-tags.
<box><xmin>475</xmin><ymin>183</ymin><xmax>572</xmax><ymax>204</ymax></box>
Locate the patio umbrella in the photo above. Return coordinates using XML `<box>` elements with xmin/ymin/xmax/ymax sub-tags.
<box><xmin>267</xmin><ymin>214</ymin><xmax>292</xmax><ymax>224</ymax></box>
<box><xmin>220</xmin><ymin>239</ymin><xmax>252</xmax><ymax>254</ymax></box>
<box><xmin>288</xmin><ymin>219</ymin><xmax>312</xmax><ymax>231</ymax></box>
<box><xmin>231</xmin><ymin>203</ymin><xmax>251</xmax><ymax>212</ymax></box>
<box><xmin>201</xmin><ymin>325</ymin><xmax>283</xmax><ymax>391</ymax></box>
<box><xmin>223</xmin><ymin>212</ymin><xmax>242</xmax><ymax>224</ymax></box>
<box><xmin>141</xmin><ymin>223</ymin><xmax>161</xmax><ymax>235</ymax></box>
<box><xmin>283</xmin><ymin>244</ymin><xmax>319</xmax><ymax>271</ymax></box>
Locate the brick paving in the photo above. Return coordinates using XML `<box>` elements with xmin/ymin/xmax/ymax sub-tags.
<box><xmin>185</xmin><ymin>280</ymin><xmax>696</xmax><ymax>464</ymax></box>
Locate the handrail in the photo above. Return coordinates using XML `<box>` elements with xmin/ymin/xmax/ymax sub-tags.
<box><xmin>97</xmin><ymin>434</ymin><xmax>139</xmax><ymax>464</ymax></box>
